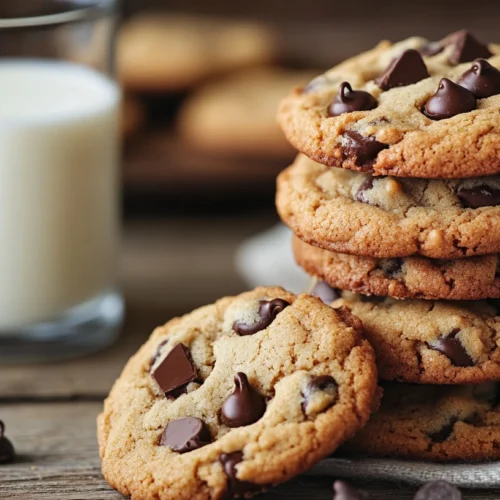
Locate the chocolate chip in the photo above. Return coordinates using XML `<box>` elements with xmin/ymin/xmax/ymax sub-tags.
<box><xmin>428</xmin><ymin>417</ymin><xmax>458</xmax><ymax>442</ymax></box>
<box><xmin>0</xmin><ymin>421</ymin><xmax>15</xmax><ymax>464</ymax></box>
<box><xmin>414</xmin><ymin>480</ymin><xmax>462</xmax><ymax>500</ymax></box>
<box><xmin>449</xmin><ymin>30</ymin><xmax>492</xmax><ymax>65</ymax></box>
<box><xmin>233</xmin><ymin>299</ymin><xmax>290</xmax><ymax>336</ymax></box>
<box><xmin>457</xmin><ymin>59</ymin><xmax>500</xmax><ymax>98</ymax></box>
<box><xmin>151</xmin><ymin>343</ymin><xmax>197</xmax><ymax>397</ymax></box>
<box><xmin>160</xmin><ymin>417</ymin><xmax>211</xmax><ymax>453</ymax></box>
<box><xmin>221</xmin><ymin>373</ymin><xmax>266</xmax><ymax>428</ymax></box>
<box><xmin>379</xmin><ymin>258</ymin><xmax>403</xmax><ymax>278</ymax></box>
<box><xmin>376</xmin><ymin>49</ymin><xmax>429</xmax><ymax>91</ymax></box>
<box><xmin>220</xmin><ymin>451</ymin><xmax>259</xmax><ymax>496</ymax></box>
<box><xmin>328</xmin><ymin>82</ymin><xmax>377</xmax><ymax>116</ymax></box>
<box><xmin>332</xmin><ymin>480</ymin><xmax>369</xmax><ymax>500</ymax></box>
<box><xmin>457</xmin><ymin>184</ymin><xmax>500</xmax><ymax>208</ymax></box>
<box><xmin>428</xmin><ymin>329</ymin><xmax>474</xmax><ymax>367</ymax></box>
<box><xmin>311</xmin><ymin>281</ymin><xmax>340</xmax><ymax>304</ymax></box>
<box><xmin>342</xmin><ymin>131</ymin><xmax>388</xmax><ymax>167</ymax></box>
<box><xmin>302</xmin><ymin>375</ymin><xmax>337</xmax><ymax>414</ymax></box>
<box><xmin>423</xmin><ymin>78</ymin><xmax>476</xmax><ymax>120</ymax></box>
<box><xmin>355</xmin><ymin>177</ymin><xmax>374</xmax><ymax>203</ymax></box>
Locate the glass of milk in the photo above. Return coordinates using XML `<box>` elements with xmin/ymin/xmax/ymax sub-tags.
<box><xmin>0</xmin><ymin>1</ymin><xmax>123</xmax><ymax>362</ymax></box>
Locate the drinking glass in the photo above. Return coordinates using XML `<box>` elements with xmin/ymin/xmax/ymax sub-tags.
<box><xmin>0</xmin><ymin>0</ymin><xmax>123</xmax><ymax>362</ymax></box>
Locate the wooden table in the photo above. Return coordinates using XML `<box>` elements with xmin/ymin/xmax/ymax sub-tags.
<box><xmin>0</xmin><ymin>216</ymin><xmax>498</xmax><ymax>499</ymax></box>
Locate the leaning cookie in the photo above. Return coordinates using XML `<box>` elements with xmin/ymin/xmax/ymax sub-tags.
<box><xmin>277</xmin><ymin>154</ymin><xmax>500</xmax><ymax>259</ymax></box>
<box><xmin>98</xmin><ymin>287</ymin><xmax>378</xmax><ymax>500</ymax></box>
<box><xmin>294</xmin><ymin>237</ymin><xmax>500</xmax><ymax>300</ymax></box>
<box><xmin>343</xmin><ymin>381</ymin><xmax>500</xmax><ymax>462</ymax></box>
<box><xmin>278</xmin><ymin>31</ymin><xmax>500</xmax><ymax>178</ymax></box>
<box><xmin>313</xmin><ymin>285</ymin><xmax>500</xmax><ymax>384</ymax></box>
<box><xmin>118</xmin><ymin>14</ymin><xmax>277</xmax><ymax>92</ymax></box>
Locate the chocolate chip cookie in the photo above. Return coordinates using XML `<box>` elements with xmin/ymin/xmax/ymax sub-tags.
<box><xmin>324</xmin><ymin>288</ymin><xmax>500</xmax><ymax>384</ymax></box>
<box><xmin>277</xmin><ymin>154</ymin><xmax>500</xmax><ymax>258</ymax></box>
<box><xmin>278</xmin><ymin>31</ymin><xmax>500</xmax><ymax>178</ymax></box>
<box><xmin>98</xmin><ymin>287</ymin><xmax>378</xmax><ymax>500</ymax></box>
<box><xmin>343</xmin><ymin>381</ymin><xmax>500</xmax><ymax>462</ymax></box>
<box><xmin>294</xmin><ymin>237</ymin><xmax>500</xmax><ymax>300</ymax></box>
<box><xmin>118</xmin><ymin>14</ymin><xmax>277</xmax><ymax>92</ymax></box>
<box><xmin>178</xmin><ymin>69</ymin><xmax>315</xmax><ymax>158</ymax></box>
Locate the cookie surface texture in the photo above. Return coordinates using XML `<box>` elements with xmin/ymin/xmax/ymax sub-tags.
<box><xmin>294</xmin><ymin>238</ymin><xmax>500</xmax><ymax>300</ymax></box>
<box><xmin>276</xmin><ymin>154</ymin><xmax>500</xmax><ymax>258</ymax></box>
<box><xmin>278</xmin><ymin>33</ymin><xmax>500</xmax><ymax>178</ymax></box>
<box><xmin>344</xmin><ymin>381</ymin><xmax>500</xmax><ymax>462</ymax></box>
<box><xmin>332</xmin><ymin>291</ymin><xmax>500</xmax><ymax>384</ymax></box>
<box><xmin>98</xmin><ymin>287</ymin><xmax>378</xmax><ymax>500</ymax></box>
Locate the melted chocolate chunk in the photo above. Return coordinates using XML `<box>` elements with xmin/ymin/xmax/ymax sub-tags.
<box><xmin>160</xmin><ymin>417</ymin><xmax>211</xmax><ymax>453</ymax></box>
<box><xmin>428</xmin><ymin>329</ymin><xmax>474</xmax><ymax>367</ymax></box>
<box><xmin>233</xmin><ymin>299</ymin><xmax>290</xmax><ymax>336</ymax></box>
<box><xmin>449</xmin><ymin>30</ymin><xmax>492</xmax><ymax>65</ymax></box>
<box><xmin>342</xmin><ymin>131</ymin><xmax>388</xmax><ymax>167</ymax></box>
<box><xmin>220</xmin><ymin>451</ymin><xmax>259</xmax><ymax>496</ymax></box>
<box><xmin>379</xmin><ymin>258</ymin><xmax>403</xmax><ymax>278</ymax></box>
<box><xmin>457</xmin><ymin>184</ymin><xmax>500</xmax><ymax>208</ymax></box>
<box><xmin>376</xmin><ymin>49</ymin><xmax>429</xmax><ymax>90</ymax></box>
<box><xmin>302</xmin><ymin>375</ymin><xmax>337</xmax><ymax>413</ymax></box>
<box><xmin>332</xmin><ymin>480</ymin><xmax>369</xmax><ymax>500</ymax></box>
<box><xmin>423</xmin><ymin>78</ymin><xmax>476</xmax><ymax>120</ymax></box>
<box><xmin>221</xmin><ymin>373</ymin><xmax>266</xmax><ymax>428</ymax></box>
<box><xmin>428</xmin><ymin>417</ymin><xmax>458</xmax><ymax>443</ymax></box>
<box><xmin>311</xmin><ymin>281</ymin><xmax>340</xmax><ymax>304</ymax></box>
<box><xmin>0</xmin><ymin>421</ymin><xmax>15</xmax><ymax>464</ymax></box>
<box><xmin>457</xmin><ymin>59</ymin><xmax>500</xmax><ymax>98</ymax></box>
<box><xmin>328</xmin><ymin>82</ymin><xmax>377</xmax><ymax>116</ymax></box>
<box><xmin>151</xmin><ymin>344</ymin><xmax>198</xmax><ymax>397</ymax></box>
<box><xmin>355</xmin><ymin>177</ymin><xmax>374</xmax><ymax>203</ymax></box>
<box><xmin>414</xmin><ymin>480</ymin><xmax>462</xmax><ymax>500</ymax></box>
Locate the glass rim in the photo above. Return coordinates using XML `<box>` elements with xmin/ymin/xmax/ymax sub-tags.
<box><xmin>0</xmin><ymin>0</ymin><xmax>117</xmax><ymax>29</ymax></box>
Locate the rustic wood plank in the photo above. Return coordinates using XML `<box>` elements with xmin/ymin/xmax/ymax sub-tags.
<box><xmin>1</xmin><ymin>401</ymin><xmax>498</xmax><ymax>499</ymax></box>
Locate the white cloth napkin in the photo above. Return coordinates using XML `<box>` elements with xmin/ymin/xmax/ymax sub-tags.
<box><xmin>236</xmin><ymin>225</ymin><xmax>500</xmax><ymax>489</ymax></box>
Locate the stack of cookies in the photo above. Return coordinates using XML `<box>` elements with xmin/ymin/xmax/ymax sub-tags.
<box><xmin>277</xmin><ymin>30</ymin><xmax>500</xmax><ymax>462</ymax></box>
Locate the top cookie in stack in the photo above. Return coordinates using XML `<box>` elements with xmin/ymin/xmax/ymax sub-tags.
<box><xmin>276</xmin><ymin>31</ymin><xmax>500</xmax><ymax>387</ymax></box>
<box><xmin>278</xmin><ymin>30</ymin><xmax>500</xmax><ymax>178</ymax></box>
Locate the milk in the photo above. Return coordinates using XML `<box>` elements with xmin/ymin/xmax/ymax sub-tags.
<box><xmin>0</xmin><ymin>60</ymin><xmax>119</xmax><ymax>330</ymax></box>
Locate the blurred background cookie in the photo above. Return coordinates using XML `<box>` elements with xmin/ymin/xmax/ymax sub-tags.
<box><xmin>121</xmin><ymin>95</ymin><xmax>146</xmax><ymax>138</ymax></box>
<box><xmin>118</xmin><ymin>14</ymin><xmax>278</xmax><ymax>93</ymax></box>
<box><xmin>178</xmin><ymin>69</ymin><xmax>316</xmax><ymax>158</ymax></box>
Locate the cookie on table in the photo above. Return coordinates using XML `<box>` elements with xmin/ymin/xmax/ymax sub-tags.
<box><xmin>118</xmin><ymin>14</ymin><xmax>278</xmax><ymax>92</ymax></box>
<box><xmin>294</xmin><ymin>237</ymin><xmax>500</xmax><ymax>301</ymax></box>
<box><xmin>277</xmin><ymin>154</ymin><xmax>500</xmax><ymax>259</ymax></box>
<box><xmin>278</xmin><ymin>31</ymin><xmax>500</xmax><ymax>178</ymax></box>
<box><xmin>178</xmin><ymin>69</ymin><xmax>316</xmax><ymax>158</ymax></box>
<box><xmin>315</xmin><ymin>286</ymin><xmax>500</xmax><ymax>384</ymax></box>
<box><xmin>343</xmin><ymin>381</ymin><xmax>500</xmax><ymax>462</ymax></box>
<box><xmin>98</xmin><ymin>287</ymin><xmax>378</xmax><ymax>500</ymax></box>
